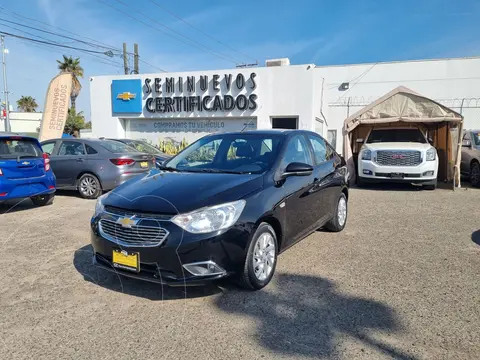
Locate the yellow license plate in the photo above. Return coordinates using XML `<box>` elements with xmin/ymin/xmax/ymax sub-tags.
<box><xmin>112</xmin><ymin>250</ymin><xmax>139</xmax><ymax>272</ymax></box>
<box><xmin>140</xmin><ymin>161</ymin><xmax>148</xmax><ymax>168</ymax></box>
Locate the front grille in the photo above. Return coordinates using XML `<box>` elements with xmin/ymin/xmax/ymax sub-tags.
<box><xmin>376</xmin><ymin>150</ymin><xmax>422</xmax><ymax>166</ymax></box>
<box><xmin>375</xmin><ymin>173</ymin><xmax>421</xmax><ymax>178</ymax></box>
<box><xmin>99</xmin><ymin>219</ymin><xmax>169</xmax><ymax>247</ymax></box>
<box><xmin>104</xmin><ymin>206</ymin><xmax>173</xmax><ymax>220</ymax></box>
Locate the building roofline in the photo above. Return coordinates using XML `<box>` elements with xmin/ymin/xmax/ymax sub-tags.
<box><xmin>314</xmin><ymin>55</ymin><xmax>480</xmax><ymax>69</ymax></box>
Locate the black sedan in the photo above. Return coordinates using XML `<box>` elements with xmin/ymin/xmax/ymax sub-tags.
<box><xmin>90</xmin><ymin>130</ymin><xmax>348</xmax><ymax>290</ymax></box>
<box><xmin>106</xmin><ymin>138</ymin><xmax>170</xmax><ymax>167</ymax></box>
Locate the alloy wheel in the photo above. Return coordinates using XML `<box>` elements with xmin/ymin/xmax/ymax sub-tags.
<box><xmin>337</xmin><ymin>197</ymin><xmax>347</xmax><ymax>227</ymax></box>
<box><xmin>80</xmin><ymin>176</ymin><xmax>97</xmax><ymax>197</ymax></box>
<box><xmin>252</xmin><ymin>233</ymin><xmax>276</xmax><ymax>281</ymax></box>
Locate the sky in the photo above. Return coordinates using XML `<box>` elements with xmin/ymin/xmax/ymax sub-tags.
<box><xmin>1</xmin><ymin>0</ymin><xmax>480</xmax><ymax>120</ymax></box>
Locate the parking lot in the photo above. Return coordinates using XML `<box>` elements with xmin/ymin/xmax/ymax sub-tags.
<box><xmin>0</xmin><ymin>186</ymin><xmax>479</xmax><ymax>360</ymax></box>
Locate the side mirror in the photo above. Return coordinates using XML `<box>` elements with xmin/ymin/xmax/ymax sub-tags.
<box><xmin>462</xmin><ymin>139</ymin><xmax>472</xmax><ymax>147</ymax></box>
<box><xmin>356</xmin><ymin>138</ymin><xmax>364</xmax><ymax>144</ymax></box>
<box><xmin>282</xmin><ymin>162</ymin><xmax>313</xmax><ymax>178</ymax></box>
<box><xmin>340</xmin><ymin>156</ymin><xmax>346</xmax><ymax>167</ymax></box>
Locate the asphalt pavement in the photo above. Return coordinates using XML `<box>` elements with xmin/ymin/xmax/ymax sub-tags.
<box><xmin>0</xmin><ymin>185</ymin><xmax>479</xmax><ymax>360</ymax></box>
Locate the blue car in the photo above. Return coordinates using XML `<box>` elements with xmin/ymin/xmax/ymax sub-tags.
<box><xmin>0</xmin><ymin>133</ymin><xmax>56</xmax><ymax>206</ymax></box>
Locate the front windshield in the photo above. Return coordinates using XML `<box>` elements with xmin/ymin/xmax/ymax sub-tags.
<box><xmin>366</xmin><ymin>129</ymin><xmax>427</xmax><ymax>143</ymax></box>
<box><xmin>126</xmin><ymin>140</ymin><xmax>162</xmax><ymax>155</ymax></box>
<box><xmin>165</xmin><ymin>134</ymin><xmax>282</xmax><ymax>174</ymax></box>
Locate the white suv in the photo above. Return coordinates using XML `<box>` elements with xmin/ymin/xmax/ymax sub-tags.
<box><xmin>357</xmin><ymin>127</ymin><xmax>438</xmax><ymax>190</ymax></box>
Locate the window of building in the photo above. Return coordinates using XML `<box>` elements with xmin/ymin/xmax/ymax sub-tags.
<box><xmin>271</xmin><ymin>117</ymin><xmax>298</xmax><ymax>130</ymax></box>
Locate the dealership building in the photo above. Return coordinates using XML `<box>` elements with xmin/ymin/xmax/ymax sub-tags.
<box><xmin>89</xmin><ymin>56</ymin><xmax>480</xmax><ymax>153</ymax></box>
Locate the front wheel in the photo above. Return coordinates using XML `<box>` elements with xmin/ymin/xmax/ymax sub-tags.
<box><xmin>78</xmin><ymin>173</ymin><xmax>102</xmax><ymax>199</ymax></box>
<box><xmin>325</xmin><ymin>193</ymin><xmax>348</xmax><ymax>232</ymax></box>
<box><xmin>238</xmin><ymin>223</ymin><xmax>278</xmax><ymax>291</ymax></box>
<box><xmin>471</xmin><ymin>162</ymin><xmax>480</xmax><ymax>188</ymax></box>
<box><xmin>31</xmin><ymin>193</ymin><xmax>55</xmax><ymax>206</ymax></box>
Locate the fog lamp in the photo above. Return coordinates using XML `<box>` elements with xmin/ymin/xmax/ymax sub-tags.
<box><xmin>422</xmin><ymin>171</ymin><xmax>434</xmax><ymax>176</ymax></box>
<box><xmin>363</xmin><ymin>170</ymin><xmax>373</xmax><ymax>175</ymax></box>
<box><xmin>183</xmin><ymin>261</ymin><xmax>226</xmax><ymax>276</ymax></box>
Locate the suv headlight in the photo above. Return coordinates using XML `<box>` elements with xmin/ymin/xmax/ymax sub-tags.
<box><xmin>94</xmin><ymin>193</ymin><xmax>107</xmax><ymax>216</ymax></box>
<box><xmin>361</xmin><ymin>149</ymin><xmax>372</xmax><ymax>160</ymax></box>
<box><xmin>426</xmin><ymin>147</ymin><xmax>436</xmax><ymax>161</ymax></box>
<box><xmin>172</xmin><ymin>200</ymin><xmax>246</xmax><ymax>234</ymax></box>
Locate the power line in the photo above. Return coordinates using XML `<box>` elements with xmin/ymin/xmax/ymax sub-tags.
<box><xmin>137</xmin><ymin>58</ymin><xmax>167</xmax><ymax>72</ymax></box>
<box><xmin>148</xmin><ymin>0</ymin><xmax>256</xmax><ymax>62</ymax></box>
<box><xmin>96</xmin><ymin>0</ymin><xmax>239</xmax><ymax>65</ymax></box>
<box><xmin>335</xmin><ymin>63</ymin><xmax>378</xmax><ymax>101</ymax></box>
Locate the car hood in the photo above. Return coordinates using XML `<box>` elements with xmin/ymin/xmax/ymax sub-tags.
<box><xmin>363</xmin><ymin>142</ymin><xmax>432</xmax><ymax>151</ymax></box>
<box><xmin>104</xmin><ymin>170</ymin><xmax>264</xmax><ymax>214</ymax></box>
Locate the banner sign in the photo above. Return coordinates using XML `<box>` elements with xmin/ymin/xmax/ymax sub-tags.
<box><xmin>39</xmin><ymin>73</ymin><xmax>72</xmax><ymax>141</ymax></box>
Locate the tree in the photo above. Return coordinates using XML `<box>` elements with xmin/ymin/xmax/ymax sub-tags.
<box><xmin>64</xmin><ymin>108</ymin><xmax>87</xmax><ymax>136</ymax></box>
<box><xmin>16</xmin><ymin>96</ymin><xmax>38</xmax><ymax>112</ymax></box>
<box><xmin>56</xmin><ymin>55</ymin><xmax>84</xmax><ymax>109</ymax></box>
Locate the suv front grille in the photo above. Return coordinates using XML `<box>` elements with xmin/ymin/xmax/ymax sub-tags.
<box><xmin>99</xmin><ymin>219</ymin><xmax>169</xmax><ymax>247</ymax></box>
<box><xmin>376</xmin><ymin>150</ymin><xmax>422</xmax><ymax>166</ymax></box>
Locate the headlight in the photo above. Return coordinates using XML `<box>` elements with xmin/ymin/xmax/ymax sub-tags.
<box><xmin>172</xmin><ymin>200</ymin><xmax>246</xmax><ymax>234</ymax></box>
<box><xmin>94</xmin><ymin>193</ymin><xmax>107</xmax><ymax>216</ymax></box>
<box><xmin>426</xmin><ymin>147</ymin><xmax>436</xmax><ymax>161</ymax></box>
<box><xmin>361</xmin><ymin>149</ymin><xmax>372</xmax><ymax>160</ymax></box>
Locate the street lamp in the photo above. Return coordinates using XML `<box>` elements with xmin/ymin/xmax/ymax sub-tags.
<box><xmin>1</xmin><ymin>36</ymin><xmax>11</xmax><ymax>132</ymax></box>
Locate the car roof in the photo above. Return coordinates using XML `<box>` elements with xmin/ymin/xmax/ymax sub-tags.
<box><xmin>0</xmin><ymin>132</ymin><xmax>39</xmax><ymax>141</ymax></box>
<box><xmin>40</xmin><ymin>138</ymin><xmax>113</xmax><ymax>143</ymax></box>
<box><xmin>209</xmin><ymin>129</ymin><xmax>302</xmax><ymax>137</ymax></box>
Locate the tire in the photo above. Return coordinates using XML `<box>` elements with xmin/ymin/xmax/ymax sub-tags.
<box><xmin>31</xmin><ymin>193</ymin><xmax>55</xmax><ymax>206</ymax></box>
<box><xmin>470</xmin><ymin>162</ymin><xmax>480</xmax><ymax>188</ymax></box>
<box><xmin>424</xmin><ymin>180</ymin><xmax>437</xmax><ymax>191</ymax></box>
<box><xmin>78</xmin><ymin>173</ymin><xmax>102</xmax><ymax>199</ymax></box>
<box><xmin>238</xmin><ymin>223</ymin><xmax>278</xmax><ymax>291</ymax></box>
<box><xmin>325</xmin><ymin>193</ymin><xmax>348</xmax><ymax>232</ymax></box>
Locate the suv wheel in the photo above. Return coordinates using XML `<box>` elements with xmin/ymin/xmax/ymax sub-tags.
<box><xmin>325</xmin><ymin>193</ymin><xmax>348</xmax><ymax>232</ymax></box>
<box><xmin>471</xmin><ymin>162</ymin><xmax>480</xmax><ymax>188</ymax></box>
<box><xmin>78</xmin><ymin>174</ymin><xmax>102</xmax><ymax>199</ymax></box>
<box><xmin>31</xmin><ymin>194</ymin><xmax>55</xmax><ymax>206</ymax></box>
<box><xmin>238</xmin><ymin>223</ymin><xmax>278</xmax><ymax>290</ymax></box>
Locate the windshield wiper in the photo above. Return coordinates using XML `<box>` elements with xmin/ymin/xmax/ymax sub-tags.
<box><xmin>193</xmin><ymin>169</ymin><xmax>249</xmax><ymax>174</ymax></box>
<box><xmin>158</xmin><ymin>166</ymin><xmax>181</xmax><ymax>172</ymax></box>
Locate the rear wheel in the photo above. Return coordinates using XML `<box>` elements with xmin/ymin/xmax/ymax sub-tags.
<box><xmin>238</xmin><ymin>223</ymin><xmax>278</xmax><ymax>291</ymax></box>
<box><xmin>78</xmin><ymin>173</ymin><xmax>102</xmax><ymax>199</ymax></box>
<box><xmin>31</xmin><ymin>193</ymin><xmax>55</xmax><ymax>206</ymax></box>
<box><xmin>325</xmin><ymin>193</ymin><xmax>348</xmax><ymax>232</ymax></box>
<box><xmin>471</xmin><ymin>162</ymin><xmax>480</xmax><ymax>188</ymax></box>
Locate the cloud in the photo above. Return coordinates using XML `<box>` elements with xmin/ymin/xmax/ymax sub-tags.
<box><xmin>37</xmin><ymin>0</ymin><xmax>56</xmax><ymax>26</ymax></box>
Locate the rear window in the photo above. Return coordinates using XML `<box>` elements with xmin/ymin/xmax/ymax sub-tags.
<box><xmin>366</xmin><ymin>129</ymin><xmax>427</xmax><ymax>143</ymax></box>
<box><xmin>0</xmin><ymin>138</ymin><xmax>42</xmax><ymax>159</ymax></box>
<box><xmin>99</xmin><ymin>140</ymin><xmax>136</xmax><ymax>153</ymax></box>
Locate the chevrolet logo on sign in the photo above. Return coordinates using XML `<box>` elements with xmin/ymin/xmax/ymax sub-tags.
<box><xmin>117</xmin><ymin>217</ymin><xmax>137</xmax><ymax>228</ymax></box>
<box><xmin>117</xmin><ymin>92</ymin><xmax>136</xmax><ymax>101</ymax></box>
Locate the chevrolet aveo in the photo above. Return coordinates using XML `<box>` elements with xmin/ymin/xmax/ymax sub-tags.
<box><xmin>91</xmin><ymin>130</ymin><xmax>349</xmax><ymax>290</ymax></box>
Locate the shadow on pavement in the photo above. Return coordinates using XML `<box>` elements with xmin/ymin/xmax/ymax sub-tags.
<box><xmin>0</xmin><ymin>197</ymin><xmax>39</xmax><ymax>214</ymax></box>
<box><xmin>356</xmin><ymin>182</ymin><xmax>453</xmax><ymax>192</ymax></box>
<box><xmin>214</xmin><ymin>273</ymin><xmax>417</xmax><ymax>360</ymax></box>
<box><xmin>73</xmin><ymin>244</ymin><xmax>222</xmax><ymax>300</ymax></box>
<box><xmin>472</xmin><ymin>230</ymin><xmax>480</xmax><ymax>246</ymax></box>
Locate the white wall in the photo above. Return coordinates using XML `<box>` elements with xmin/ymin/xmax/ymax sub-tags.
<box><xmin>1</xmin><ymin>112</ymin><xmax>41</xmax><ymax>133</ymax></box>
<box><xmin>89</xmin><ymin>64</ymin><xmax>326</xmax><ymax>143</ymax></box>
<box><xmin>316</xmin><ymin>57</ymin><xmax>480</xmax><ymax>152</ymax></box>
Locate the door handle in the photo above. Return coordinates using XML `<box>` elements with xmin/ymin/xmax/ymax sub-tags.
<box><xmin>76</xmin><ymin>158</ymin><xmax>84</xmax><ymax>162</ymax></box>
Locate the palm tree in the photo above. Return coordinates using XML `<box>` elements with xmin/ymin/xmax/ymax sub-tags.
<box><xmin>16</xmin><ymin>96</ymin><xmax>38</xmax><ymax>112</ymax></box>
<box><xmin>57</xmin><ymin>55</ymin><xmax>84</xmax><ymax>109</ymax></box>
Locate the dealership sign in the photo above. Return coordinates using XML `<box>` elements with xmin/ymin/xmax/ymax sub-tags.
<box><xmin>111</xmin><ymin>73</ymin><xmax>257</xmax><ymax>115</ymax></box>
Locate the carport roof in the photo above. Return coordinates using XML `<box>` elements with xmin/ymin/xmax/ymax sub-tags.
<box><xmin>343</xmin><ymin>86</ymin><xmax>463</xmax><ymax>132</ymax></box>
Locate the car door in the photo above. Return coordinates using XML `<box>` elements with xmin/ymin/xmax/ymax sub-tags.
<box><xmin>51</xmin><ymin>140</ymin><xmax>88</xmax><ymax>187</ymax></box>
<box><xmin>307</xmin><ymin>134</ymin><xmax>339</xmax><ymax>222</ymax></box>
<box><xmin>279</xmin><ymin>134</ymin><xmax>317</xmax><ymax>247</ymax></box>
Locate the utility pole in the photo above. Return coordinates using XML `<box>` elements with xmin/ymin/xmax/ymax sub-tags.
<box><xmin>122</xmin><ymin>42</ymin><xmax>129</xmax><ymax>75</ymax></box>
<box><xmin>134</xmin><ymin>43</ymin><xmax>139</xmax><ymax>74</ymax></box>
<box><xmin>1</xmin><ymin>36</ymin><xmax>11</xmax><ymax>132</ymax></box>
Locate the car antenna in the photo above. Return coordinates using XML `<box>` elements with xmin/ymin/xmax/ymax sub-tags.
<box><xmin>241</xmin><ymin>119</ymin><xmax>255</xmax><ymax>132</ymax></box>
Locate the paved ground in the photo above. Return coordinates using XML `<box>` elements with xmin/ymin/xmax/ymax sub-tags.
<box><xmin>0</xmin><ymin>185</ymin><xmax>479</xmax><ymax>360</ymax></box>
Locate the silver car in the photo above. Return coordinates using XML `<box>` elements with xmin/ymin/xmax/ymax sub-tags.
<box><xmin>40</xmin><ymin>138</ymin><xmax>155</xmax><ymax>198</ymax></box>
<box><xmin>460</xmin><ymin>130</ymin><xmax>480</xmax><ymax>187</ymax></box>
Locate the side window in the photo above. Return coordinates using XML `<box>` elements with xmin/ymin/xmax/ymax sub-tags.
<box><xmin>184</xmin><ymin>139</ymin><xmax>222</xmax><ymax>165</ymax></box>
<box><xmin>41</xmin><ymin>142</ymin><xmax>55</xmax><ymax>155</ymax></box>
<box><xmin>281</xmin><ymin>135</ymin><xmax>313</xmax><ymax>169</ymax></box>
<box><xmin>260</xmin><ymin>139</ymin><xmax>272</xmax><ymax>155</ymax></box>
<box><xmin>463</xmin><ymin>132</ymin><xmax>471</xmax><ymax>141</ymax></box>
<box><xmin>327</xmin><ymin>130</ymin><xmax>337</xmax><ymax>150</ymax></box>
<box><xmin>86</xmin><ymin>144</ymin><xmax>98</xmax><ymax>154</ymax></box>
<box><xmin>308</xmin><ymin>135</ymin><xmax>327</xmax><ymax>164</ymax></box>
<box><xmin>58</xmin><ymin>141</ymin><xmax>85</xmax><ymax>156</ymax></box>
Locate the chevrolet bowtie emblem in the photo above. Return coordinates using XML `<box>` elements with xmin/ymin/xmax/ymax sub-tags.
<box><xmin>117</xmin><ymin>217</ymin><xmax>137</xmax><ymax>228</ymax></box>
<box><xmin>117</xmin><ymin>92</ymin><xmax>136</xmax><ymax>101</ymax></box>
<box><xmin>21</xmin><ymin>161</ymin><xmax>30</xmax><ymax>165</ymax></box>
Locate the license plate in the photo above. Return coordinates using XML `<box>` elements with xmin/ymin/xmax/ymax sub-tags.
<box><xmin>112</xmin><ymin>249</ymin><xmax>139</xmax><ymax>272</ymax></box>
<box><xmin>391</xmin><ymin>173</ymin><xmax>404</xmax><ymax>179</ymax></box>
<box><xmin>140</xmin><ymin>161</ymin><xmax>148</xmax><ymax>168</ymax></box>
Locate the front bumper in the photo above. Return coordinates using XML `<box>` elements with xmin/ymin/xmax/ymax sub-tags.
<box><xmin>90</xmin><ymin>213</ymin><xmax>251</xmax><ymax>286</ymax></box>
<box><xmin>358</xmin><ymin>158</ymin><xmax>438</xmax><ymax>183</ymax></box>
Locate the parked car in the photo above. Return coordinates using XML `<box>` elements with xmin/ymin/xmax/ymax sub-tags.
<box><xmin>460</xmin><ymin>130</ymin><xmax>480</xmax><ymax>187</ymax></box>
<box><xmin>357</xmin><ymin>127</ymin><xmax>438</xmax><ymax>189</ymax></box>
<box><xmin>106</xmin><ymin>138</ymin><xmax>170</xmax><ymax>167</ymax></box>
<box><xmin>0</xmin><ymin>132</ymin><xmax>56</xmax><ymax>206</ymax></box>
<box><xmin>40</xmin><ymin>138</ymin><xmax>155</xmax><ymax>199</ymax></box>
<box><xmin>91</xmin><ymin>130</ymin><xmax>348</xmax><ymax>290</ymax></box>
